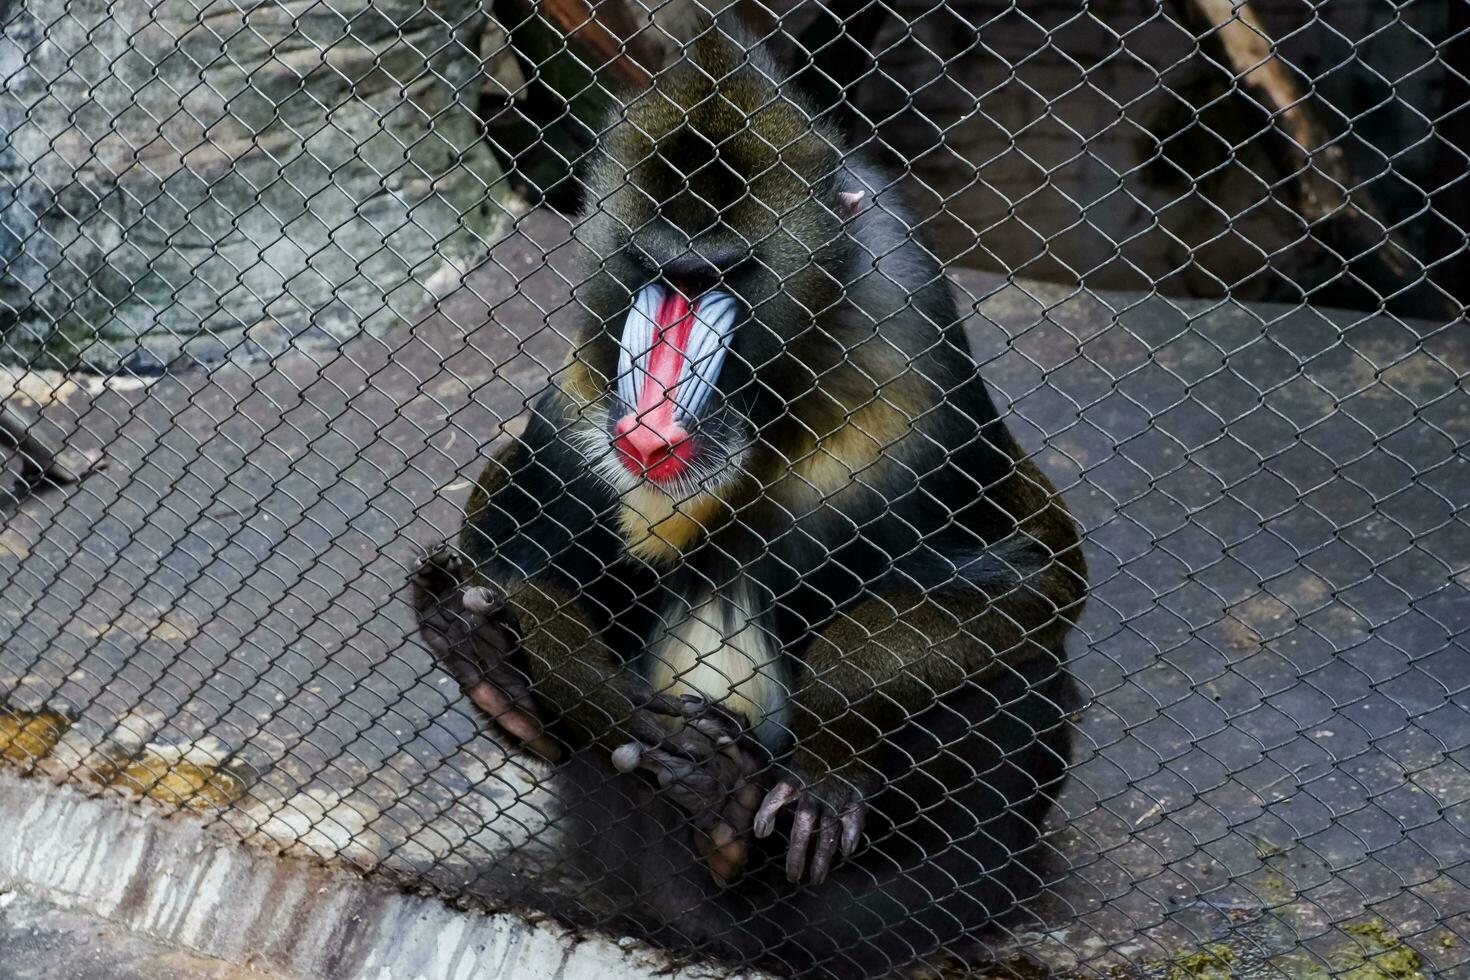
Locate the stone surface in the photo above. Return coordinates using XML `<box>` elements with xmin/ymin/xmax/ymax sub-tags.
<box><xmin>0</xmin><ymin>768</ymin><xmax>742</xmax><ymax>979</ymax></box>
<box><xmin>0</xmin><ymin>890</ymin><xmax>272</xmax><ymax>980</ymax></box>
<box><xmin>0</xmin><ymin>207</ymin><xmax>1462</xmax><ymax>974</ymax></box>
<box><xmin>0</xmin><ymin>0</ymin><xmax>512</xmax><ymax>371</ymax></box>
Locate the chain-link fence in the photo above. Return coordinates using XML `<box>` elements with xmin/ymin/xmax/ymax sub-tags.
<box><xmin>0</xmin><ymin>1</ymin><xmax>1467</xmax><ymax>977</ymax></box>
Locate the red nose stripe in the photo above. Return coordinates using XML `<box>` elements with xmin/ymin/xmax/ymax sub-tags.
<box><xmin>639</xmin><ymin>290</ymin><xmax>693</xmax><ymax>419</ymax></box>
<box><xmin>613</xmin><ymin>289</ymin><xmax>697</xmax><ymax>481</ymax></box>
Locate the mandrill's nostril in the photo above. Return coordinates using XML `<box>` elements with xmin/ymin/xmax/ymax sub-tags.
<box><xmin>613</xmin><ymin>413</ymin><xmax>694</xmax><ymax>482</ymax></box>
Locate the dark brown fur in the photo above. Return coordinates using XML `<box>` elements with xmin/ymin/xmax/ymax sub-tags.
<box><xmin>414</xmin><ymin>24</ymin><xmax>1087</xmax><ymax>978</ymax></box>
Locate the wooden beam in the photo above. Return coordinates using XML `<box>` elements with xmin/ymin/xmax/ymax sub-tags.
<box><xmin>538</xmin><ymin>0</ymin><xmax>661</xmax><ymax>90</ymax></box>
<box><xmin>1180</xmin><ymin>0</ymin><xmax>1455</xmax><ymax>316</ymax></box>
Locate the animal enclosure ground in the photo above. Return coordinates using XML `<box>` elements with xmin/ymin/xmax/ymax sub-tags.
<box><xmin>0</xmin><ymin>207</ymin><xmax>1464</xmax><ymax>976</ymax></box>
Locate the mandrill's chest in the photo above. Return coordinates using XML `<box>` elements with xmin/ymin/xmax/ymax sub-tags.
<box><xmin>637</xmin><ymin>584</ymin><xmax>793</xmax><ymax>751</ymax></box>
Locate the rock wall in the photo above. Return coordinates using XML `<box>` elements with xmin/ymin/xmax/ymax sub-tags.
<box><xmin>0</xmin><ymin>0</ymin><xmax>511</xmax><ymax>371</ymax></box>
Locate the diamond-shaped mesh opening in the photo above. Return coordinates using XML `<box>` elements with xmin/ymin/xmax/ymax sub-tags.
<box><xmin>0</xmin><ymin>1</ymin><xmax>1465</xmax><ymax>976</ymax></box>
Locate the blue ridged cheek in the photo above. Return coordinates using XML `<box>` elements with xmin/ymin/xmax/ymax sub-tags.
<box><xmin>674</xmin><ymin>291</ymin><xmax>738</xmax><ymax>419</ymax></box>
<box><xmin>615</xmin><ymin>283</ymin><xmax>663</xmax><ymax>408</ymax></box>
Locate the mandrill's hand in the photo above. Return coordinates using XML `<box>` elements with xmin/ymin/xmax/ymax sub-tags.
<box><xmin>611</xmin><ymin>695</ymin><xmax>766</xmax><ymax>885</ymax></box>
<box><xmin>411</xmin><ymin>544</ymin><xmax>562</xmax><ymax>762</ymax></box>
<box><xmin>754</xmin><ymin>764</ymin><xmax>873</xmax><ymax>885</ymax></box>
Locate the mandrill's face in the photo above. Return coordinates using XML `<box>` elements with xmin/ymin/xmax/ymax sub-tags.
<box><xmin>568</xmin><ymin>68</ymin><xmax>852</xmax><ymax>501</ymax></box>
<box><xmin>607</xmin><ymin>282</ymin><xmax>743</xmax><ymax>487</ymax></box>
<box><xmin>569</xmin><ymin>257</ymin><xmax>759</xmax><ymax>500</ymax></box>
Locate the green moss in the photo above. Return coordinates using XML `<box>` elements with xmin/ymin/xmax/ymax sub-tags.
<box><xmin>1337</xmin><ymin>921</ymin><xmax>1424</xmax><ymax>980</ymax></box>
<box><xmin>0</xmin><ymin>708</ymin><xmax>71</xmax><ymax>762</ymax></box>
<box><xmin>1168</xmin><ymin>944</ymin><xmax>1234</xmax><ymax>979</ymax></box>
<box><xmin>1252</xmin><ymin>920</ymin><xmax>1426</xmax><ymax>980</ymax></box>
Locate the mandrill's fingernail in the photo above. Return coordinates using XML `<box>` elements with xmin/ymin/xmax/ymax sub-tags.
<box><xmin>611</xmin><ymin>742</ymin><xmax>644</xmax><ymax>773</ymax></box>
<box><xmin>706</xmin><ymin>839</ymin><xmax>747</xmax><ymax>886</ymax></box>
<box><xmin>753</xmin><ymin>781</ymin><xmax>798</xmax><ymax>837</ymax></box>
<box><xmin>462</xmin><ymin>587</ymin><xmax>500</xmax><ymax>615</ymax></box>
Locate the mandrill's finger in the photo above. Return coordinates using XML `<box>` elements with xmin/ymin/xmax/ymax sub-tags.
<box><xmin>466</xmin><ymin>682</ymin><xmax>562</xmax><ymax>762</ymax></box>
<box><xmin>753</xmin><ymin>780</ymin><xmax>799</xmax><ymax>838</ymax></box>
<box><xmin>638</xmin><ymin>747</ymin><xmax>725</xmax><ymax>816</ymax></box>
<box><xmin>707</xmin><ymin>799</ymin><xmax>756</xmax><ymax>885</ymax></box>
<box><xmin>490</xmin><ymin>728</ymin><xmax>559</xmax><ymax>763</ymax></box>
<box><xmin>715</xmin><ymin>786</ymin><xmax>758</xmax><ymax>876</ymax></box>
<box><xmin>467</xmin><ymin>658</ymin><xmax>540</xmax><ymax>728</ymax></box>
<box><xmin>840</xmin><ymin>802</ymin><xmax>867</xmax><ymax>857</ymax></box>
<box><xmin>724</xmin><ymin>784</ymin><xmax>758</xmax><ymax>835</ymax></box>
<box><xmin>786</xmin><ymin>799</ymin><xmax>820</xmax><ymax>884</ymax></box>
<box><xmin>659</xmin><ymin>724</ymin><xmax>722</xmax><ymax>762</ymax></box>
<box><xmin>410</xmin><ymin>544</ymin><xmax>461</xmax><ymax>586</ymax></box>
<box><xmin>735</xmin><ymin>780</ymin><xmax>765</xmax><ymax>819</ymax></box>
<box><xmin>611</xmin><ymin>741</ymin><xmax>644</xmax><ymax>773</ymax></box>
<box><xmin>519</xmin><ymin>733</ymin><xmax>563</xmax><ymax>763</ymax></box>
<box><xmin>808</xmin><ymin>812</ymin><xmax>842</xmax><ymax>885</ymax></box>
<box><xmin>642</xmin><ymin>693</ymin><xmax>689</xmax><ymax>717</ymax></box>
<box><xmin>409</xmin><ymin>566</ymin><xmax>447</xmax><ymax>595</ymax></box>
<box><xmin>724</xmin><ymin>751</ymin><xmax>761</xmax><ymax>825</ymax></box>
<box><xmin>412</xmin><ymin>564</ymin><xmax>474</xmax><ymax>654</ymax></box>
<box><xmin>655</xmin><ymin>695</ymin><xmax>749</xmax><ymax>742</ymax></box>
<box><xmin>461</xmin><ymin>585</ymin><xmax>504</xmax><ymax>617</ymax></box>
<box><xmin>465</xmin><ymin>680</ymin><xmax>515</xmax><ymax>721</ymax></box>
<box><xmin>678</xmin><ymin>696</ymin><xmax>746</xmax><ymax>736</ymax></box>
<box><xmin>724</xmin><ymin>739</ymin><xmax>758</xmax><ymax>772</ymax></box>
<box><xmin>702</xmin><ymin>822</ymin><xmax>747</xmax><ymax>885</ymax></box>
<box><xmin>689</xmin><ymin>716</ymin><xmax>738</xmax><ymax>745</ymax></box>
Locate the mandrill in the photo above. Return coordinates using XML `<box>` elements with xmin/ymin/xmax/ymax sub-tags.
<box><xmin>414</xmin><ymin>21</ymin><xmax>1087</xmax><ymax>979</ymax></box>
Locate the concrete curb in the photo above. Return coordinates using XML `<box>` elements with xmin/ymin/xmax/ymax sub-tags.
<box><xmin>0</xmin><ymin>770</ymin><xmax>734</xmax><ymax>979</ymax></box>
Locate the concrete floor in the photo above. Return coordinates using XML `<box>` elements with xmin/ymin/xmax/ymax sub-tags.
<box><xmin>0</xmin><ymin>891</ymin><xmax>273</xmax><ymax>980</ymax></box>
<box><xmin>0</xmin><ymin>206</ymin><xmax>1465</xmax><ymax>976</ymax></box>
<box><xmin>0</xmin><ymin>768</ymin><xmax>721</xmax><ymax>980</ymax></box>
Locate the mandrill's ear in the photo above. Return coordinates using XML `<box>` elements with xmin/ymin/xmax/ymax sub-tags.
<box><xmin>837</xmin><ymin>190</ymin><xmax>866</xmax><ymax>218</ymax></box>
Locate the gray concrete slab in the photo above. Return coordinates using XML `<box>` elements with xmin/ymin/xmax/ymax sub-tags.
<box><xmin>0</xmin><ymin>890</ymin><xmax>275</xmax><ymax>980</ymax></box>
<box><xmin>0</xmin><ymin>769</ymin><xmax>743</xmax><ymax>980</ymax></box>
<box><xmin>0</xmin><ymin>206</ymin><xmax>1465</xmax><ymax>976</ymax></box>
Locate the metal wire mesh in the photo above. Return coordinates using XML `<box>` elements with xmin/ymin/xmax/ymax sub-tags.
<box><xmin>0</xmin><ymin>1</ymin><xmax>1466</xmax><ymax>977</ymax></box>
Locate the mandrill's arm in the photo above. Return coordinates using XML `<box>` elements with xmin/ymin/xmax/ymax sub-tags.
<box><xmin>413</xmin><ymin>397</ymin><xmax>759</xmax><ymax>855</ymax></box>
<box><xmin>755</xmin><ymin>462</ymin><xmax>1088</xmax><ymax>884</ymax></box>
<box><xmin>416</xmin><ymin>400</ymin><xmax>693</xmax><ymax>754</ymax></box>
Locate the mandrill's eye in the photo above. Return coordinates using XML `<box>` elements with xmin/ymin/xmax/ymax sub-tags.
<box><xmin>610</xmin><ymin>283</ymin><xmax>739</xmax><ymax>481</ymax></box>
<box><xmin>622</xmin><ymin>242</ymin><xmax>658</xmax><ymax>278</ymax></box>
